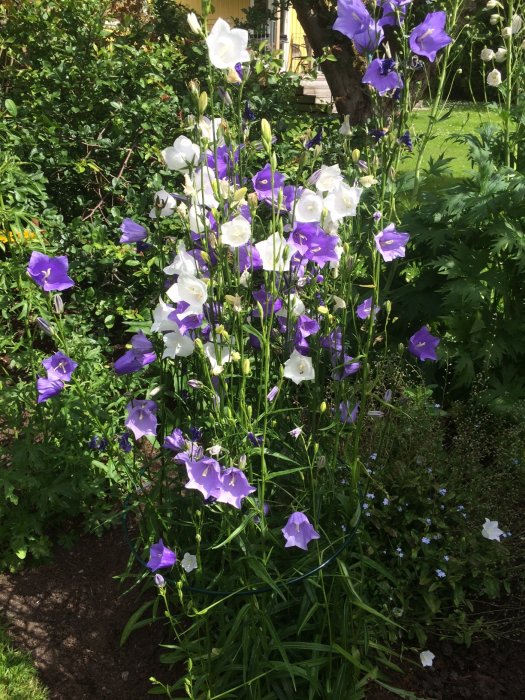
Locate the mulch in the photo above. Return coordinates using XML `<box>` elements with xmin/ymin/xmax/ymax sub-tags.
<box><xmin>0</xmin><ymin>527</ymin><xmax>524</xmax><ymax>699</ymax></box>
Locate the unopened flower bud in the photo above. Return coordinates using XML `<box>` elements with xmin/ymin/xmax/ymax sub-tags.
<box><xmin>188</xmin><ymin>79</ymin><xmax>200</xmax><ymax>96</ymax></box>
<box><xmin>320</xmin><ymin>401</ymin><xmax>327</xmax><ymax>413</ymax></box>
<box><xmin>502</xmin><ymin>26</ymin><xmax>512</xmax><ymax>37</ymax></box>
<box><xmin>261</xmin><ymin>118</ymin><xmax>272</xmax><ymax>147</ymax></box>
<box><xmin>351</xmin><ymin>148</ymin><xmax>361</xmax><ymax>163</ymax></box>
<box><xmin>187</xmin><ymin>12</ymin><xmax>202</xmax><ymax>35</ymax></box>
<box><xmin>486</xmin><ymin>0</ymin><xmax>500</xmax><ymax>8</ymax></box>
<box><xmin>154</xmin><ymin>574</ymin><xmax>166</xmax><ymax>588</ymax></box>
<box><xmin>247</xmin><ymin>192</ymin><xmax>258</xmax><ymax>210</ymax></box>
<box><xmin>233</xmin><ymin>187</ymin><xmax>247</xmax><ymax>202</ymax></box>
<box><xmin>490</xmin><ymin>14</ymin><xmax>500</xmax><ymax>25</ymax></box>
<box><xmin>36</xmin><ymin>317</ymin><xmax>54</xmax><ymax>336</ymax></box>
<box><xmin>53</xmin><ymin>294</ymin><xmax>64</xmax><ymax>314</ymax></box>
<box><xmin>194</xmin><ymin>337</ymin><xmax>203</xmax><ymax>349</ymax></box>
<box><xmin>318</xmin><ymin>305</ymin><xmax>329</xmax><ymax>314</ymax></box>
<box><xmin>242</xmin><ymin>358</ymin><xmax>251</xmax><ymax>375</ymax></box>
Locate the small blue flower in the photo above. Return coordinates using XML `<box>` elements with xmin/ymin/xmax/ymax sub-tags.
<box><xmin>366</xmin><ymin>492</ymin><xmax>376</xmax><ymax>500</ymax></box>
<box><xmin>395</xmin><ymin>547</ymin><xmax>404</xmax><ymax>558</ymax></box>
<box><xmin>443</xmin><ymin>554</ymin><xmax>450</xmax><ymax>561</ymax></box>
<box><xmin>421</xmin><ymin>537</ymin><xmax>431</xmax><ymax>545</ymax></box>
<box><xmin>383</xmin><ymin>497</ymin><xmax>390</xmax><ymax>506</ymax></box>
<box><xmin>439</xmin><ymin>488</ymin><xmax>447</xmax><ymax>496</ymax></box>
<box><xmin>425</xmin><ymin>518</ymin><xmax>432</xmax><ymax>525</ymax></box>
<box><xmin>435</xmin><ymin>569</ymin><xmax>446</xmax><ymax>579</ymax></box>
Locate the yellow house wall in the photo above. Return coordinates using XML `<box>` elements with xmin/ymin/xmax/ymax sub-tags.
<box><xmin>184</xmin><ymin>0</ymin><xmax>248</xmax><ymax>26</ymax></box>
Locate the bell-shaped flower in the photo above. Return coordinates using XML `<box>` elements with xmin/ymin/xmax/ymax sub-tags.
<box><xmin>181</xmin><ymin>552</ymin><xmax>198</xmax><ymax>572</ymax></box>
<box><xmin>114</xmin><ymin>331</ymin><xmax>156</xmax><ymax>375</ymax></box>
<box><xmin>362</xmin><ymin>58</ymin><xmax>403</xmax><ymax>96</ymax></box>
<box><xmin>255</xmin><ymin>232</ymin><xmax>294</xmax><ymax>272</ymax></box>
<box><xmin>42</xmin><ymin>351</ymin><xmax>78</xmax><ymax>382</ymax></box>
<box><xmin>36</xmin><ymin>376</ymin><xmax>64</xmax><ymax>404</ymax></box>
<box><xmin>220</xmin><ymin>215</ymin><xmax>251</xmax><ymax>247</ymax></box>
<box><xmin>252</xmin><ymin>163</ymin><xmax>286</xmax><ymax>202</ymax></box>
<box><xmin>163</xmin><ymin>428</ymin><xmax>186</xmax><ymax>452</ymax></box>
<box><xmin>206</xmin><ymin>18</ymin><xmax>250</xmax><ymax>70</ymax></box>
<box><xmin>162</xmin><ymin>327</ymin><xmax>195</xmax><ymax>359</ymax></box>
<box><xmin>162</xmin><ymin>135</ymin><xmax>200</xmax><ymax>172</ymax></box>
<box><xmin>163</xmin><ymin>243</ymin><xmax>200</xmax><ymax>277</ymax></box>
<box><xmin>294</xmin><ymin>189</ymin><xmax>324</xmax><ymax>223</ymax></box>
<box><xmin>146</xmin><ymin>539</ymin><xmax>177</xmax><ymax>572</ymax></box>
<box><xmin>282</xmin><ymin>512</ymin><xmax>320</xmax><ymax>550</ymax></box>
<box><xmin>324</xmin><ymin>183</ymin><xmax>362</xmax><ymax>221</ymax></box>
<box><xmin>149</xmin><ymin>189</ymin><xmax>177</xmax><ymax>218</ymax></box>
<box><xmin>184</xmin><ymin>457</ymin><xmax>222</xmax><ymax>500</ymax></box>
<box><xmin>283</xmin><ymin>349</ymin><xmax>315</xmax><ymax>384</ymax></box>
<box><xmin>119</xmin><ymin>218</ymin><xmax>147</xmax><ymax>244</ymax></box>
<box><xmin>419</xmin><ymin>650</ymin><xmax>435</xmax><ymax>668</ymax></box>
<box><xmin>310</xmin><ymin>164</ymin><xmax>344</xmax><ymax>193</ymax></box>
<box><xmin>166</xmin><ymin>274</ymin><xmax>208</xmax><ymax>312</ymax></box>
<box><xmin>198</xmin><ymin>116</ymin><xmax>224</xmax><ymax>144</ymax></box>
<box><xmin>216</xmin><ymin>467</ymin><xmax>256</xmax><ymax>509</ymax></box>
<box><xmin>125</xmin><ymin>399</ymin><xmax>158</xmax><ymax>440</ymax></box>
<box><xmin>409</xmin><ymin>12</ymin><xmax>452</xmax><ymax>62</ymax></box>
<box><xmin>408</xmin><ymin>326</ymin><xmax>440</xmax><ymax>361</ymax></box>
<box><xmin>481</xmin><ymin>518</ymin><xmax>504</xmax><ymax>541</ymax></box>
<box><xmin>356</xmin><ymin>296</ymin><xmax>380</xmax><ymax>320</ymax></box>
<box><xmin>374</xmin><ymin>223</ymin><xmax>409</xmax><ymax>261</ymax></box>
<box><xmin>151</xmin><ymin>298</ymin><xmax>180</xmax><ymax>334</ymax></box>
<box><xmin>27</xmin><ymin>252</ymin><xmax>74</xmax><ymax>292</ymax></box>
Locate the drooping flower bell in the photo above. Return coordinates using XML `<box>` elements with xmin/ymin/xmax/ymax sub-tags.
<box><xmin>282</xmin><ymin>512</ymin><xmax>320</xmax><ymax>550</ymax></box>
<box><xmin>146</xmin><ymin>539</ymin><xmax>177</xmax><ymax>572</ymax></box>
<box><xmin>206</xmin><ymin>18</ymin><xmax>250</xmax><ymax>70</ymax></box>
<box><xmin>408</xmin><ymin>326</ymin><xmax>440</xmax><ymax>361</ymax></box>
<box><xmin>362</xmin><ymin>58</ymin><xmax>403</xmax><ymax>96</ymax></box>
<box><xmin>409</xmin><ymin>12</ymin><xmax>452</xmax><ymax>63</ymax></box>
<box><xmin>374</xmin><ymin>224</ymin><xmax>409</xmax><ymax>262</ymax></box>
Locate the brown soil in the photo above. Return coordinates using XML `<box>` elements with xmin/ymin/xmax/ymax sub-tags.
<box><xmin>0</xmin><ymin>527</ymin><xmax>170</xmax><ymax>699</ymax></box>
<box><xmin>0</xmin><ymin>527</ymin><xmax>524</xmax><ymax>699</ymax></box>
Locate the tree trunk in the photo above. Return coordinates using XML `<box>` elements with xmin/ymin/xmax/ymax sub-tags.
<box><xmin>290</xmin><ymin>0</ymin><xmax>371</xmax><ymax>123</ymax></box>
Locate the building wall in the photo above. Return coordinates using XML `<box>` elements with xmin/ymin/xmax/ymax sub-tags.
<box><xmin>184</xmin><ymin>0</ymin><xmax>248</xmax><ymax>25</ymax></box>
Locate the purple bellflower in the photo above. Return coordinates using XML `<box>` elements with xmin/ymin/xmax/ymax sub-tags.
<box><xmin>409</xmin><ymin>12</ymin><xmax>452</xmax><ymax>63</ymax></box>
<box><xmin>339</xmin><ymin>401</ymin><xmax>359</xmax><ymax>425</ymax></box>
<box><xmin>356</xmin><ymin>296</ymin><xmax>380</xmax><ymax>320</ymax></box>
<box><xmin>252</xmin><ymin>163</ymin><xmax>286</xmax><ymax>202</ymax></box>
<box><xmin>125</xmin><ymin>399</ymin><xmax>158</xmax><ymax>440</ymax></box>
<box><xmin>379</xmin><ymin>0</ymin><xmax>411</xmax><ymax>28</ymax></box>
<box><xmin>163</xmin><ymin>428</ymin><xmax>186</xmax><ymax>452</ymax></box>
<box><xmin>114</xmin><ymin>331</ymin><xmax>156</xmax><ymax>375</ymax></box>
<box><xmin>216</xmin><ymin>467</ymin><xmax>256</xmax><ymax>509</ymax></box>
<box><xmin>36</xmin><ymin>376</ymin><xmax>64</xmax><ymax>404</ymax></box>
<box><xmin>282</xmin><ymin>512</ymin><xmax>320</xmax><ymax>550</ymax></box>
<box><xmin>118</xmin><ymin>432</ymin><xmax>133</xmax><ymax>453</ymax></box>
<box><xmin>374</xmin><ymin>224</ymin><xmax>409</xmax><ymax>262</ymax></box>
<box><xmin>399</xmin><ymin>130</ymin><xmax>413</xmax><ymax>151</ymax></box>
<box><xmin>408</xmin><ymin>326</ymin><xmax>440</xmax><ymax>361</ymax></box>
<box><xmin>146</xmin><ymin>539</ymin><xmax>177</xmax><ymax>572</ymax></box>
<box><xmin>362</xmin><ymin>59</ymin><xmax>403</xmax><ymax>96</ymax></box>
<box><xmin>42</xmin><ymin>351</ymin><xmax>78</xmax><ymax>382</ymax></box>
<box><xmin>119</xmin><ymin>218</ymin><xmax>148</xmax><ymax>244</ymax></box>
<box><xmin>27</xmin><ymin>252</ymin><xmax>74</xmax><ymax>292</ymax></box>
<box><xmin>332</xmin><ymin>354</ymin><xmax>361</xmax><ymax>381</ymax></box>
<box><xmin>305</xmin><ymin>127</ymin><xmax>323</xmax><ymax>149</ymax></box>
<box><xmin>184</xmin><ymin>457</ymin><xmax>222</xmax><ymax>500</ymax></box>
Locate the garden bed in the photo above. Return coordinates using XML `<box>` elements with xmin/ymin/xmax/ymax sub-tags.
<box><xmin>0</xmin><ymin>527</ymin><xmax>523</xmax><ymax>699</ymax></box>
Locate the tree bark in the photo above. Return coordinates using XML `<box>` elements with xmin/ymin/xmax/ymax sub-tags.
<box><xmin>290</xmin><ymin>0</ymin><xmax>371</xmax><ymax>122</ymax></box>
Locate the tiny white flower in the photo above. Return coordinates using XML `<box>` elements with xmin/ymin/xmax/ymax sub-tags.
<box><xmin>339</xmin><ymin>115</ymin><xmax>352</xmax><ymax>136</ymax></box>
<box><xmin>420</xmin><ymin>650</ymin><xmax>435</xmax><ymax>667</ymax></box>
<box><xmin>481</xmin><ymin>518</ymin><xmax>504</xmax><ymax>541</ymax></box>
<box><xmin>149</xmin><ymin>190</ymin><xmax>177</xmax><ymax>218</ymax></box>
<box><xmin>162</xmin><ymin>135</ymin><xmax>200</xmax><ymax>172</ymax></box>
<box><xmin>206</xmin><ymin>18</ymin><xmax>250</xmax><ymax>70</ymax></box>
<box><xmin>181</xmin><ymin>553</ymin><xmax>198</xmax><ymax>573</ymax></box>
<box><xmin>187</xmin><ymin>12</ymin><xmax>202</xmax><ymax>35</ymax></box>
<box><xmin>487</xmin><ymin>68</ymin><xmax>502</xmax><ymax>86</ymax></box>
<box><xmin>207</xmin><ymin>444</ymin><xmax>223</xmax><ymax>456</ymax></box>
<box><xmin>220</xmin><ymin>215</ymin><xmax>252</xmax><ymax>247</ymax></box>
<box><xmin>502</xmin><ymin>26</ymin><xmax>512</xmax><ymax>38</ymax></box>
<box><xmin>480</xmin><ymin>47</ymin><xmax>495</xmax><ymax>61</ymax></box>
<box><xmin>283</xmin><ymin>349</ymin><xmax>315</xmax><ymax>385</ymax></box>
<box><xmin>494</xmin><ymin>47</ymin><xmax>507</xmax><ymax>62</ymax></box>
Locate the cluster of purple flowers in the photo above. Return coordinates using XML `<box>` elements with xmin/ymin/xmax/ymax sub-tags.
<box><xmin>36</xmin><ymin>351</ymin><xmax>78</xmax><ymax>403</ymax></box>
<box><xmin>334</xmin><ymin>1</ymin><xmax>452</xmax><ymax>97</ymax></box>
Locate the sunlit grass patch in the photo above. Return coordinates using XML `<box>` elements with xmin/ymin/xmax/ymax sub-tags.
<box><xmin>0</xmin><ymin>627</ymin><xmax>48</xmax><ymax>700</ymax></box>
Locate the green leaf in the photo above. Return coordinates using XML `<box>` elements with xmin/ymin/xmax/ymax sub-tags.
<box><xmin>5</xmin><ymin>99</ymin><xmax>17</xmax><ymax>116</ymax></box>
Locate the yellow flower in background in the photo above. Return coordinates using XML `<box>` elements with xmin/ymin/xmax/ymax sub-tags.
<box><xmin>0</xmin><ymin>228</ymin><xmax>37</xmax><ymax>244</ymax></box>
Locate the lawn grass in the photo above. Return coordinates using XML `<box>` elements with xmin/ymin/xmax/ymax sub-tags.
<box><xmin>401</xmin><ymin>101</ymin><xmax>502</xmax><ymax>178</ymax></box>
<box><xmin>0</xmin><ymin>627</ymin><xmax>48</xmax><ymax>700</ymax></box>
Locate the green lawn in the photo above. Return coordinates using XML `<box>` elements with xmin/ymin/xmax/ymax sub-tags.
<box><xmin>402</xmin><ymin>102</ymin><xmax>502</xmax><ymax>178</ymax></box>
<box><xmin>0</xmin><ymin>628</ymin><xmax>48</xmax><ymax>700</ymax></box>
